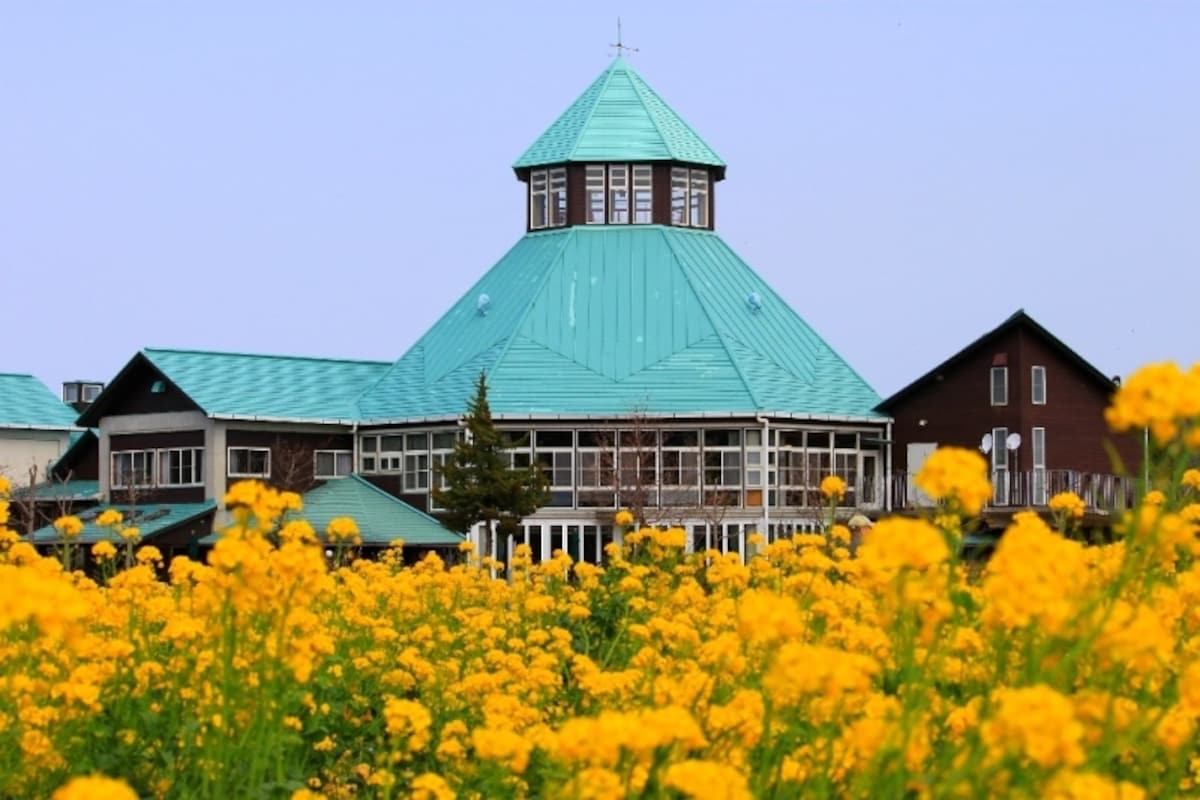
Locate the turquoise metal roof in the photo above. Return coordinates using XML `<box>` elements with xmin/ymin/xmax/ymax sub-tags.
<box><xmin>292</xmin><ymin>475</ymin><xmax>460</xmax><ymax>547</ymax></box>
<box><xmin>358</xmin><ymin>226</ymin><xmax>883</xmax><ymax>421</ymax></box>
<box><xmin>141</xmin><ymin>349</ymin><xmax>391</xmax><ymax>423</ymax></box>
<box><xmin>513</xmin><ymin>57</ymin><xmax>724</xmax><ymax>170</ymax></box>
<box><xmin>17</xmin><ymin>479</ymin><xmax>101</xmax><ymax>503</ymax></box>
<box><xmin>29</xmin><ymin>502</ymin><xmax>215</xmax><ymax>545</ymax></box>
<box><xmin>0</xmin><ymin>374</ymin><xmax>79</xmax><ymax>430</ymax></box>
<box><xmin>197</xmin><ymin>476</ymin><xmax>461</xmax><ymax>547</ymax></box>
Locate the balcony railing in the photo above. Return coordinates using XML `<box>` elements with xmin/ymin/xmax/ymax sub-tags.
<box><xmin>888</xmin><ymin>469</ymin><xmax>1136</xmax><ymax>513</ymax></box>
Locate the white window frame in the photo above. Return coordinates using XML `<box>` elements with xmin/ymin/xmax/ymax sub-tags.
<box><xmin>585</xmin><ymin>165</ymin><xmax>606</xmax><ymax>224</ymax></box>
<box><xmin>82</xmin><ymin>383</ymin><xmax>102</xmax><ymax>402</ymax></box>
<box><xmin>227</xmin><ymin>447</ymin><xmax>271</xmax><ymax>478</ymax></box>
<box><xmin>111</xmin><ymin>449</ymin><xmax>158</xmax><ymax>489</ymax></box>
<box><xmin>632</xmin><ymin>165</ymin><xmax>653</xmax><ymax>224</ymax></box>
<box><xmin>1032</xmin><ymin>427</ymin><xmax>1047</xmax><ymax>505</ymax></box>
<box><xmin>403</xmin><ymin>432</ymin><xmax>430</xmax><ymax>491</ymax></box>
<box><xmin>159</xmin><ymin>447</ymin><xmax>204</xmax><ymax>487</ymax></box>
<box><xmin>529</xmin><ymin>169</ymin><xmax>549</xmax><ymax>229</ymax></box>
<box><xmin>549</xmin><ymin>167</ymin><xmax>567</xmax><ymax>226</ymax></box>
<box><xmin>618</xmin><ymin>428</ymin><xmax>658</xmax><ymax>508</ymax></box>
<box><xmin>689</xmin><ymin>169</ymin><xmax>709</xmax><ymax>227</ymax></box>
<box><xmin>660</xmin><ymin>430</ymin><xmax>700</xmax><ymax>507</ymax></box>
<box><xmin>671</xmin><ymin>167</ymin><xmax>689</xmax><ymax>225</ymax></box>
<box><xmin>1031</xmin><ymin>365</ymin><xmax>1047</xmax><ymax>405</ymax></box>
<box><xmin>379</xmin><ymin>434</ymin><xmax>404</xmax><ymax>473</ymax></box>
<box><xmin>314</xmin><ymin>449</ymin><xmax>353</xmax><ymax>479</ymax></box>
<box><xmin>990</xmin><ymin>366</ymin><xmax>1008</xmax><ymax>406</ymax></box>
<box><xmin>991</xmin><ymin>427</ymin><xmax>1009</xmax><ymax>505</ymax></box>
<box><xmin>359</xmin><ymin>435</ymin><xmax>378</xmax><ymax>473</ymax></box>
<box><xmin>430</xmin><ymin>431</ymin><xmax>458</xmax><ymax>497</ymax></box>
<box><xmin>535</xmin><ymin>430</ymin><xmax>575</xmax><ymax>508</ymax></box>
<box><xmin>608</xmin><ymin>165</ymin><xmax>629</xmax><ymax>223</ymax></box>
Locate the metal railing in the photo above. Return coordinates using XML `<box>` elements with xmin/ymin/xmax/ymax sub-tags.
<box><xmin>889</xmin><ymin>469</ymin><xmax>1135</xmax><ymax>512</ymax></box>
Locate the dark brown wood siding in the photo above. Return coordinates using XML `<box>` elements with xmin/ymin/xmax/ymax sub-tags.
<box><xmin>96</xmin><ymin>360</ymin><xmax>200</xmax><ymax>417</ymax></box>
<box><xmin>225</xmin><ymin>429</ymin><xmax>353</xmax><ymax>494</ymax></box>
<box><xmin>567</xmin><ymin>164</ymin><xmax>587</xmax><ymax>226</ymax></box>
<box><xmin>888</xmin><ymin>324</ymin><xmax>1140</xmax><ymax>477</ymax></box>
<box><xmin>109</xmin><ymin>431</ymin><xmax>207</xmax><ymax>502</ymax></box>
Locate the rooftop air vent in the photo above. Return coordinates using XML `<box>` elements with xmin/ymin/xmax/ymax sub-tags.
<box><xmin>477</xmin><ymin>293</ymin><xmax>491</xmax><ymax>316</ymax></box>
<box><xmin>746</xmin><ymin>292</ymin><xmax>763</xmax><ymax>313</ymax></box>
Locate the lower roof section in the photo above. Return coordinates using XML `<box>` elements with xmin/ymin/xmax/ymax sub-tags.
<box><xmin>29</xmin><ymin>502</ymin><xmax>216</xmax><ymax>545</ymax></box>
<box><xmin>358</xmin><ymin>226</ymin><xmax>883</xmax><ymax>422</ymax></box>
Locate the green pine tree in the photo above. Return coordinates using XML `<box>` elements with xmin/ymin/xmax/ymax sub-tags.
<box><xmin>433</xmin><ymin>372</ymin><xmax>548</xmax><ymax>560</ymax></box>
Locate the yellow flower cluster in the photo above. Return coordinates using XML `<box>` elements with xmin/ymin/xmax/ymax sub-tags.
<box><xmin>1049</xmin><ymin>490</ymin><xmax>1086</xmax><ymax>520</ymax></box>
<box><xmin>1106</xmin><ymin>361</ymin><xmax>1200</xmax><ymax>447</ymax></box>
<box><xmin>914</xmin><ymin>445</ymin><xmax>992</xmax><ymax>516</ymax></box>
<box><xmin>5</xmin><ymin>369</ymin><xmax>1200</xmax><ymax>798</ymax></box>
<box><xmin>820</xmin><ymin>474</ymin><xmax>847</xmax><ymax>501</ymax></box>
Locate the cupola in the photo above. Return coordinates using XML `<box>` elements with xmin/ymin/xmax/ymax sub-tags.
<box><xmin>512</xmin><ymin>57</ymin><xmax>725</xmax><ymax>232</ymax></box>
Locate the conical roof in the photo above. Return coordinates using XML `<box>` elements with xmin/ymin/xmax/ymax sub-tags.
<box><xmin>358</xmin><ymin>226</ymin><xmax>881</xmax><ymax>422</ymax></box>
<box><xmin>512</xmin><ymin>57</ymin><xmax>725</xmax><ymax>172</ymax></box>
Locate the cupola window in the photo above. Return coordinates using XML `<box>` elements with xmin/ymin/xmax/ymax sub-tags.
<box><xmin>671</xmin><ymin>167</ymin><xmax>710</xmax><ymax>227</ymax></box>
<box><xmin>529</xmin><ymin>167</ymin><xmax>567</xmax><ymax>230</ymax></box>
<box><xmin>632</xmin><ymin>165</ymin><xmax>653</xmax><ymax>223</ymax></box>
<box><xmin>585</xmin><ymin>165</ymin><xmax>606</xmax><ymax>223</ymax></box>
<box><xmin>609</xmin><ymin>165</ymin><xmax>629</xmax><ymax>223</ymax></box>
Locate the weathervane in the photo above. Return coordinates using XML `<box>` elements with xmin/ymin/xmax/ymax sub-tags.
<box><xmin>610</xmin><ymin>18</ymin><xmax>638</xmax><ymax>57</ymax></box>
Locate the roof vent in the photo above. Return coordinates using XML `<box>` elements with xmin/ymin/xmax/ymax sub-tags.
<box><xmin>745</xmin><ymin>292</ymin><xmax>763</xmax><ymax>313</ymax></box>
<box><xmin>476</xmin><ymin>293</ymin><xmax>491</xmax><ymax>316</ymax></box>
<box><xmin>150</xmin><ymin>380</ymin><xmax>166</xmax><ymax>394</ymax></box>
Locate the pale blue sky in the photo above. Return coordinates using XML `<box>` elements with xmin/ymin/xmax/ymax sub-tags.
<box><xmin>2</xmin><ymin>2</ymin><xmax>1196</xmax><ymax>403</ymax></box>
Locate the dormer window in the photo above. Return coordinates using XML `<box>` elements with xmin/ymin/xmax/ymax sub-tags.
<box><xmin>529</xmin><ymin>167</ymin><xmax>567</xmax><ymax>230</ymax></box>
<box><xmin>671</xmin><ymin>167</ymin><xmax>710</xmax><ymax>227</ymax></box>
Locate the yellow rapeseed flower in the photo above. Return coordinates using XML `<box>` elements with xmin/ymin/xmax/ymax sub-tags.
<box><xmin>614</xmin><ymin>509</ymin><xmax>634</xmax><ymax>527</ymax></box>
<box><xmin>914</xmin><ymin>446</ymin><xmax>991</xmax><ymax>516</ymax></box>
<box><xmin>52</xmin><ymin>775</ymin><xmax>138</xmax><ymax>800</ymax></box>
<box><xmin>95</xmin><ymin>509</ymin><xmax>124</xmax><ymax>528</ymax></box>
<box><xmin>91</xmin><ymin>541</ymin><xmax>117</xmax><ymax>562</ymax></box>
<box><xmin>820</xmin><ymin>475</ymin><xmax>847</xmax><ymax>501</ymax></box>
<box><xmin>53</xmin><ymin>515</ymin><xmax>84</xmax><ymax>539</ymax></box>
<box><xmin>1049</xmin><ymin>491</ymin><xmax>1086</xmax><ymax>520</ymax></box>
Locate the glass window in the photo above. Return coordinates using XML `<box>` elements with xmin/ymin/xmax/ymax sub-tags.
<box><xmin>632</xmin><ymin>165</ymin><xmax>653</xmax><ymax>223</ymax></box>
<box><xmin>991</xmin><ymin>366</ymin><xmax>1008</xmax><ymax>406</ymax></box>
<box><xmin>550</xmin><ymin>168</ymin><xmax>567</xmax><ymax>226</ymax></box>
<box><xmin>608</xmin><ymin>165</ymin><xmax>629</xmax><ymax>223</ymax></box>
<box><xmin>111</xmin><ymin>449</ymin><xmax>157</xmax><ymax>488</ymax></box>
<box><xmin>159</xmin><ymin>448</ymin><xmax>203</xmax><ymax>486</ymax></box>
<box><xmin>586</xmin><ymin>165</ymin><xmax>606</xmax><ymax>224</ymax></box>
<box><xmin>228</xmin><ymin>447</ymin><xmax>270</xmax><ymax>478</ymax></box>
<box><xmin>689</xmin><ymin>169</ymin><xmax>709</xmax><ymax>226</ymax></box>
<box><xmin>315</xmin><ymin>450</ymin><xmax>353</xmax><ymax>479</ymax></box>
<box><xmin>530</xmin><ymin>169</ymin><xmax>549</xmax><ymax>229</ymax></box>
<box><xmin>1032</xmin><ymin>427</ymin><xmax>1047</xmax><ymax>505</ymax></box>
<box><xmin>1031</xmin><ymin>365</ymin><xmax>1046</xmax><ymax>405</ymax></box>
<box><xmin>671</xmin><ymin>167</ymin><xmax>688</xmax><ymax>225</ymax></box>
<box><xmin>577</xmin><ymin>430</ymin><xmax>616</xmax><ymax>507</ymax></box>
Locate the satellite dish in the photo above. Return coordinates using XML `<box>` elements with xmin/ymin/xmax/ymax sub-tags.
<box><xmin>1006</xmin><ymin>433</ymin><xmax>1022</xmax><ymax>450</ymax></box>
<box><xmin>980</xmin><ymin>433</ymin><xmax>993</xmax><ymax>454</ymax></box>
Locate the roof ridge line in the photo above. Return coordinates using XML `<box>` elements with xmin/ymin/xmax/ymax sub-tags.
<box><xmin>484</xmin><ymin>228</ymin><xmax>579</xmax><ymax>388</ymax></box>
<box><xmin>658</xmin><ymin>229</ymin><xmax>761</xmax><ymax>410</ymax></box>
<box><xmin>348</xmin><ymin>475</ymin><xmax>456</xmax><ymax>529</ymax></box>
<box><xmin>144</xmin><ymin>346</ymin><xmax>392</xmax><ymax>366</ymax></box>
<box><xmin>625</xmin><ymin>66</ymin><xmax>725</xmax><ymax>166</ymax></box>
<box><xmin>564</xmin><ymin>60</ymin><xmax>624</xmax><ymax>161</ymax></box>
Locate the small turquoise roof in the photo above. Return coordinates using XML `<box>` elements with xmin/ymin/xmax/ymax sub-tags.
<box><xmin>513</xmin><ymin>57</ymin><xmax>724</xmax><ymax>171</ymax></box>
<box><xmin>18</xmin><ymin>479</ymin><xmax>101</xmax><ymax>503</ymax></box>
<box><xmin>141</xmin><ymin>349</ymin><xmax>392</xmax><ymax>423</ymax></box>
<box><xmin>359</xmin><ymin>226</ymin><xmax>882</xmax><ymax>421</ymax></box>
<box><xmin>0</xmin><ymin>374</ymin><xmax>79</xmax><ymax>430</ymax></box>
<box><xmin>29</xmin><ymin>502</ymin><xmax>215</xmax><ymax>545</ymax></box>
<box><xmin>291</xmin><ymin>475</ymin><xmax>461</xmax><ymax>547</ymax></box>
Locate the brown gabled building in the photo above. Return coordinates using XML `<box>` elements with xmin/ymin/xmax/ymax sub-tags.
<box><xmin>877</xmin><ymin>310</ymin><xmax>1142</xmax><ymax>516</ymax></box>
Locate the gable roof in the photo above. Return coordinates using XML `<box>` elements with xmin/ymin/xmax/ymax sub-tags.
<box><xmin>291</xmin><ymin>475</ymin><xmax>461</xmax><ymax>547</ymax></box>
<box><xmin>358</xmin><ymin>226</ymin><xmax>882</xmax><ymax>422</ymax></box>
<box><xmin>0</xmin><ymin>374</ymin><xmax>80</xmax><ymax>431</ymax></box>
<box><xmin>876</xmin><ymin>309</ymin><xmax>1118</xmax><ymax>412</ymax></box>
<box><xmin>29</xmin><ymin>501</ymin><xmax>216</xmax><ymax>545</ymax></box>
<box><xmin>81</xmin><ymin>349</ymin><xmax>392</xmax><ymax>426</ymax></box>
<box><xmin>513</xmin><ymin>57</ymin><xmax>725</xmax><ymax>174</ymax></box>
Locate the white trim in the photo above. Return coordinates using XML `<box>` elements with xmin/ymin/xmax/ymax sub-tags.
<box><xmin>313</xmin><ymin>449</ymin><xmax>353</xmax><ymax>479</ymax></box>
<box><xmin>990</xmin><ymin>366</ymin><xmax>1008</xmax><ymax>406</ymax></box>
<box><xmin>1031</xmin><ymin>365</ymin><xmax>1047</xmax><ymax>405</ymax></box>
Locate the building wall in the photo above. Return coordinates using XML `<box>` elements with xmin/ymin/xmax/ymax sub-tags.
<box><xmin>224</xmin><ymin>428</ymin><xmax>355</xmax><ymax>494</ymax></box>
<box><xmin>887</xmin><ymin>325</ymin><xmax>1139</xmax><ymax>478</ymax></box>
<box><xmin>108</xmin><ymin>429</ymin><xmax>207</xmax><ymax>503</ymax></box>
<box><xmin>98</xmin><ymin>410</ymin><xmax>212</xmax><ymax>503</ymax></box>
<box><xmin>0</xmin><ymin>431</ymin><xmax>70</xmax><ymax>484</ymax></box>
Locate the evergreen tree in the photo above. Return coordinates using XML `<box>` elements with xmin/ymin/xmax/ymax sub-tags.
<box><xmin>433</xmin><ymin>372</ymin><xmax>548</xmax><ymax>559</ymax></box>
